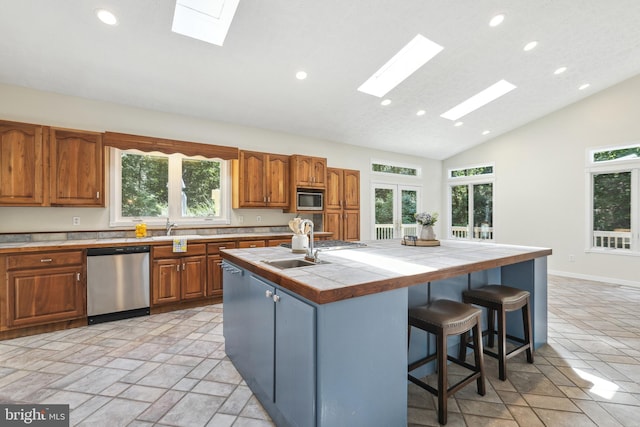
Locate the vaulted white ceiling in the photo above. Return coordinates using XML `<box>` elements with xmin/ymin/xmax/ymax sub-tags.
<box><xmin>2</xmin><ymin>0</ymin><xmax>640</xmax><ymax>159</ymax></box>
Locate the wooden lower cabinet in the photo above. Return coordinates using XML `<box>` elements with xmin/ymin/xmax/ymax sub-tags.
<box><xmin>152</xmin><ymin>244</ymin><xmax>206</xmax><ymax>306</ymax></box>
<box><xmin>325</xmin><ymin>209</ymin><xmax>360</xmax><ymax>241</ymax></box>
<box><xmin>207</xmin><ymin>241</ymin><xmax>237</xmax><ymax>299</ymax></box>
<box><xmin>4</xmin><ymin>250</ymin><xmax>85</xmax><ymax>329</ymax></box>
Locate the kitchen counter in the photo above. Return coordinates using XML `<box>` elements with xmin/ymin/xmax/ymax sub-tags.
<box><xmin>221</xmin><ymin>239</ymin><xmax>552</xmax><ymax>427</ymax></box>
<box><xmin>220</xmin><ymin>238</ymin><xmax>552</xmax><ymax>304</ymax></box>
<box><xmin>0</xmin><ymin>231</ymin><xmax>333</xmax><ymax>254</ymax></box>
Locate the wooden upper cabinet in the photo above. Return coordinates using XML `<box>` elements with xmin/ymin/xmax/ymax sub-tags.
<box><xmin>50</xmin><ymin>128</ymin><xmax>104</xmax><ymax>206</ymax></box>
<box><xmin>0</xmin><ymin>120</ymin><xmax>46</xmax><ymax>206</ymax></box>
<box><xmin>233</xmin><ymin>150</ymin><xmax>289</xmax><ymax>208</ymax></box>
<box><xmin>326</xmin><ymin>168</ymin><xmax>360</xmax><ymax>210</ymax></box>
<box><xmin>325</xmin><ymin>168</ymin><xmax>343</xmax><ymax>211</ymax></box>
<box><xmin>290</xmin><ymin>155</ymin><xmax>326</xmax><ymax>188</ymax></box>
<box><xmin>343</xmin><ymin>169</ymin><xmax>360</xmax><ymax>210</ymax></box>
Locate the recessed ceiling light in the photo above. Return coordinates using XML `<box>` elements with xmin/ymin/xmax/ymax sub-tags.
<box><xmin>454</xmin><ymin>121</ymin><xmax>464</xmax><ymax>127</ymax></box>
<box><xmin>579</xmin><ymin>83</ymin><xmax>591</xmax><ymax>90</ymax></box>
<box><xmin>554</xmin><ymin>67</ymin><xmax>567</xmax><ymax>75</ymax></box>
<box><xmin>441</xmin><ymin>79</ymin><xmax>517</xmax><ymax>121</ymax></box>
<box><xmin>482</xmin><ymin>130</ymin><xmax>491</xmax><ymax>135</ymax></box>
<box><xmin>358</xmin><ymin>34</ymin><xmax>444</xmax><ymax>98</ymax></box>
<box><xmin>96</xmin><ymin>9</ymin><xmax>118</xmax><ymax>26</ymax></box>
<box><xmin>416</xmin><ymin>110</ymin><xmax>426</xmax><ymax>116</ymax></box>
<box><xmin>296</xmin><ymin>71</ymin><xmax>307</xmax><ymax>80</ymax></box>
<box><xmin>172</xmin><ymin>0</ymin><xmax>239</xmax><ymax>46</ymax></box>
<box><xmin>523</xmin><ymin>41</ymin><xmax>538</xmax><ymax>51</ymax></box>
<box><xmin>380</xmin><ymin>99</ymin><xmax>392</xmax><ymax>106</ymax></box>
<box><xmin>489</xmin><ymin>14</ymin><xmax>505</xmax><ymax>27</ymax></box>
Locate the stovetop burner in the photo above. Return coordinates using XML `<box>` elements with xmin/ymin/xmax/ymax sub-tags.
<box><xmin>280</xmin><ymin>239</ymin><xmax>367</xmax><ymax>251</ymax></box>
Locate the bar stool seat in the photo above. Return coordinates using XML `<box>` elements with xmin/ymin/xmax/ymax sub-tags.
<box><xmin>460</xmin><ymin>285</ymin><xmax>533</xmax><ymax>381</ymax></box>
<box><xmin>408</xmin><ymin>299</ymin><xmax>486</xmax><ymax>425</ymax></box>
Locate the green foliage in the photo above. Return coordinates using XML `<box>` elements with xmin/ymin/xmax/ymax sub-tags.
<box><xmin>593</xmin><ymin>172</ymin><xmax>630</xmax><ymax>230</ymax></box>
<box><xmin>182</xmin><ymin>159</ymin><xmax>220</xmax><ymax>216</ymax></box>
<box><xmin>451</xmin><ymin>185</ymin><xmax>468</xmax><ymax>226</ymax></box>
<box><xmin>593</xmin><ymin>147</ymin><xmax>640</xmax><ymax>162</ymax></box>
<box><xmin>121</xmin><ymin>153</ymin><xmax>168</xmax><ymax>217</ymax></box>
<box><xmin>375</xmin><ymin>188</ymin><xmax>393</xmax><ymax>223</ymax></box>
<box><xmin>401</xmin><ymin>190</ymin><xmax>417</xmax><ymax>223</ymax></box>
<box><xmin>372</xmin><ymin>163</ymin><xmax>417</xmax><ymax>176</ymax></box>
<box><xmin>451</xmin><ymin>166</ymin><xmax>493</xmax><ymax>178</ymax></box>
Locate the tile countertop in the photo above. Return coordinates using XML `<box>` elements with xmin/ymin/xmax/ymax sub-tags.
<box><xmin>0</xmin><ymin>232</ymin><xmax>332</xmax><ymax>254</ymax></box>
<box><xmin>220</xmin><ymin>239</ymin><xmax>553</xmax><ymax>304</ymax></box>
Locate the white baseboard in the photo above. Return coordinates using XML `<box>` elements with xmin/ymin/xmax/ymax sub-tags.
<box><xmin>548</xmin><ymin>269</ymin><xmax>640</xmax><ymax>289</ymax></box>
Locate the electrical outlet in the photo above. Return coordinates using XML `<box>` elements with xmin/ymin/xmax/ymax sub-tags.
<box><xmin>256</xmin><ymin>215</ymin><xmax>262</xmax><ymax>223</ymax></box>
<box><xmin>238</xmin><ymin>215</ymin><xmax>244</xmax><ymax>224</ymax></box>
<box><xmin>72</xmin><ymin>216</ymin><xmax>80</xmax><ymax>226</ymax></box>
<box><xmin>569</xmin><ymin>254</ymin><xmax>575</xmax><ymax>262</ymax></box>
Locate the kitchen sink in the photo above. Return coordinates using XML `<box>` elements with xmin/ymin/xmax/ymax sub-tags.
<box><xmin>150</xmin><ymin>234</ymin><xmax>203</xmax><ymax>241</ymax></box>
<box><xmin>263</xmin><ymin>258</ymin><xmax>329</xmax><ymax>269</ymax></box>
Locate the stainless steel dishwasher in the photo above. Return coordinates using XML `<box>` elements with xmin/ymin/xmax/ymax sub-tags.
<box><xmin>87</xmin><ymin>245</ymin><xmax>150</xmax><ymax>324</ymax></box>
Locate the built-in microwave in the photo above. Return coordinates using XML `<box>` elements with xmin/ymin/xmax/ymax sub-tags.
<box><xmin>296</xmin><ymin>191</ymin><xmax>323</xmax><ymax>211</ymax></box>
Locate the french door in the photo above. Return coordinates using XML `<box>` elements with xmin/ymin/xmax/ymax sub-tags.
<box><xmin>371</xmin><ymin>184</ymin><xmax>421</xmax><ymax>239</ymax></box>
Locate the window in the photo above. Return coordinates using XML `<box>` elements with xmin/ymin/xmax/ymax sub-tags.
<box><xmin>371</xmin><ymin>160</ymin><xmax>421</xmax><ymax>177</ymax></box>
<box><xmin>587</xmin><ymin>144</ymin><xmax>639</xmax><ymax>253</ymax></box>
<box><xmin>110</xmin><ymin>148</ymin><xmax>230</xmax><ymax>226</ymax></box>
<box><xmin>448</xmin><ymin>164</ymin><xmax>494</xmax><ymax>240</ymax></box>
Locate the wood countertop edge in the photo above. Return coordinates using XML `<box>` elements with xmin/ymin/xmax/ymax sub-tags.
<box><xmin>221</xmin><ymin>247</ymin><xmax>553</xmax><ymax>305</ymax></box>
<box><xmin>0</xmin><ymin>232</ymin><xmax>333</xmax><ymax>254</ymax></box>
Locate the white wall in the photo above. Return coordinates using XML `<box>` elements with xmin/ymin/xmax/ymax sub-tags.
<box><xmin>443</xmin><ymin>74</ymin><xmax>640</xmax><ymax>287</ymax></box>
<box><xmin>0</xmin><ymin>83</ymin><xmax>441</xmax><ymax>237</ymax></box>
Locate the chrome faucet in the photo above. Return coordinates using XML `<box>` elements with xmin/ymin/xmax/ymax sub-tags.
<box><xmin>166</xmin><ymin>218</ymin><xmax>177</xmax><ymax>236</ymax></box>
<box><xmin>301</xmin><ymin>219</ymin><xmax>318</xmax><ymax>262</ymax></box>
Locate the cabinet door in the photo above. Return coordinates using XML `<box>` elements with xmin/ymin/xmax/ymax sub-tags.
<box><xmin>221</xmin><ymin>263</ymin><xmax>247</xmax><ymax>366</ymax></box>
<box><xmin>293</xmin><ymin>155</ymin><xmax>314</xmax><ymax>187</ymax></box>
<box><xmin>0</xmin><ymin>121</ymin><xmax>45</xmax><ymax>206</ymax></box>
<box><xmin>266</xmin><ymin>154</ymin><xmax>289</xmax><ymax>207</ymax></box>
<box><xmin>236</xmin><ymin>150</ymin><xmax>267</xmax><ymax>207</ymax></box>
<box><xmin>181</xmin><ymin>255</ymin><xmax>206</xmax><ymax>300</ymax></box>
<box><xmin>325</xmin><ymin>168</ymin><xmax>343</xmax><ymax>210</ymax></box>
<box><xmin>7</xmin><ymin>266</ymin><xmax>84</xmax><ymax>328</ymax></box>
<box><xmin>311</xmin><ymin>157</ymin><xmax>327</xmax><ymax>187</ymax></box>
<box><xmin>152</xmin><ymin>258</ymin><xmax>181</xmax><ymax>305</ymax></box>
<box><xmin>324</xmin><ymin>211</ymin><xmax>343</xmax><ymax>241</ymax></box>
<box><xmin>50</xmin><ymin>129</ymin><xmax>104</xmax><ymax>206</ymax></box>
<box><xmin>275</xmin><ymin>289</ymin><xmax>316</xmax><ymax>426</ymax></box>
<box><xmin>344</xmin><ymin>210</ymin><xmax>360</xmax><ymax>241</ymax></box>
<box><xmin>247</xmin><ymin>276</ymin><xmax>275</xmax><ymax>402</ymax></box>
<box><xmin>207</xmin><ymin>255</ymin><xmax>223</xmax><ymax>298</ymax></box>
<box><xmin>343</xmin><ymin>169</ymin><xmax>360</xmax><ymax>210</ymax></box>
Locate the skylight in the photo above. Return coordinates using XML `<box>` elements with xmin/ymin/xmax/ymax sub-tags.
<box><xmin>440</xmin><ymin>80</ymin><xmax>516</xmax><ymax>121</ymax></box>
<box><xmin>358</xmin><ymin>34</ymin><xmax>443</xmax><ymax>98</ymax></box>
<box><xmin>172</xmin><ymin>0</ymin><xmax>240</xmax><ymax>47</ymax></box>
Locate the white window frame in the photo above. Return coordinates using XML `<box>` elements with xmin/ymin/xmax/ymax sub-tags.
<box><xmin>370</xmin><ymin>182</ymin><xmax>422</xmax><ymax>239</ymax></box>
<box><xmin>585</xmin><ymin>143</ymin><xmax>640</xmax><ymax>255</ymax></box>
<box><xmin>371</xmin><ymin>158</ymin><xmax>422</xmax><ymax>178</ymax></box>
<box><xmin>109</xmin><ymin>148</ymin><xmax>231</xmax><ymax>227</ymax></box>
<box><xmin>447</xmin><ymin>163</ymin><xmax>495</xmax><ymax>241</ymax></box>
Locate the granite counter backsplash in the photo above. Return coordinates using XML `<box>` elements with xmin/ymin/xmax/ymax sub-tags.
<box><xmin>0</xmin><ymin>226</ymin><xmax>292</xmax><ymax>244</ymax></box>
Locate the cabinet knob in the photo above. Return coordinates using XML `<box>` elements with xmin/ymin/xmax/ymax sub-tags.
<box><xmin>265</xmin><ymin>290</ymin><xmax>273</xmax><ymax>298</ymax></box>
<box><xmin>273</xmin><ymin>294</ymin><xmax>280</xmax><ymax>303</ymax></box>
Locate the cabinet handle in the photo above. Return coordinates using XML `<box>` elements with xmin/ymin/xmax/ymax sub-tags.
<box><xmin>40</xmin><ymin>258</ymin><xmax>53</xmax><ymax>263</ymax></box>
<box><xmin>265</xmin><ymin>290</ymin><xmax>273</xmax><ymax>298</ymax></box>
<box><xmin>182</xmin><ymin>263</ymin><xmax>186</xmax><ymax>271</ymax></box>
<box><xmin>267</xmin><ymin>196</ymin><xmax>270</xmax><ymax>202</ymax></box>
<box><xmin>176</xmin><ymin>265</ymin><xmax>180</xmax><ymax>272</ymax></box>
<box><xmin>250</xmin><ymin>244</ymin><xmax>257</xmax><ymax>248</ymax></box>
<box><xmin>219</xmin><ymin>246</ymin><xmax>226</xmax><ymax>250</ymax></box>
<box><xmin>273</xmin><ymin>294</ymin><xmax>280</xmax><ymax>303</ymax></box>
<box><xmin>96</xmin><ymin>191</ymin><xmax>100</xmax><ymax>199</ymax></box>
<box><xmin>77</xmin><ymin>273</ymin><xmax>80</xmax><ymax>281</ymax></box>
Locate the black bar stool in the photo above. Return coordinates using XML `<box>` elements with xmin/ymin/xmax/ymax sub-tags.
<box><xmin>460</xmin><ymin>285</ymin><xmax>533</xmax><ymax>381</ymax></box>
<box><xmin>408</xmin><ymin>299</ymin><xmax>486</xmax><ymax>425</ymax></box>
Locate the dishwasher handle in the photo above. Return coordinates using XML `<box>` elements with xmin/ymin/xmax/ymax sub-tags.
<box><xmin>88</xmin><ymin>246</ymin><xmax>150</xmax><ymax>256</ymax></box>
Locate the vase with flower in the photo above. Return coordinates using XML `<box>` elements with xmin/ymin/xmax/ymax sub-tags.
<box><xmin>414</xmin><ymin>211</ymin><xmax>438</xmax><ymax>241</ymax></box>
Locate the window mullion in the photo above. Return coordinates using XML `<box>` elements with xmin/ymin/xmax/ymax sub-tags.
<box><xmin>167</xmin><ymin>155</ymin><xmax>182</xmax><ymax>221</ymax></box>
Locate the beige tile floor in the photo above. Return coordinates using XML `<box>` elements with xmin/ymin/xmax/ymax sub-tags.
<box><xmin>0</xmin><ymin>275</ymin><xmax>639</xmax><ymax>426</ymax></box>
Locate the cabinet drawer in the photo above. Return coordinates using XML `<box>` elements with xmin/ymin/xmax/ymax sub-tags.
<box><xmin>7</xmin><ymin>251</ymin><xmax>83</xmax><ymax>270</ymax></box>
<box><xmin>207</xmin><ymin>241</ymin><xmax>237</xmax><ymax>255</ymax></box>
<box><xmin>268</xmin><ymin>238</ymin><xmax>291</xmax><ymax>247</ymax></box>
<box><xmin>238</xmin><ymin>240</ymin><xmax>266</xmax><ymax>249</ymax></box>
<box><xmin>153</xmin><ymin>243</ymin><xmax>206</xmax><ymax>258</ymax></box>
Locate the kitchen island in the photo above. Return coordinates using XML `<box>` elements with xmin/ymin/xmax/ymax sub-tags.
<box><xmin>221</xmin><ymin>239</ymin><xmax>552</xmax><ymax>427</ymax></box>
